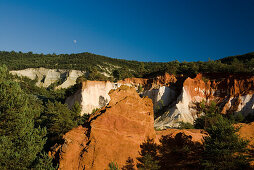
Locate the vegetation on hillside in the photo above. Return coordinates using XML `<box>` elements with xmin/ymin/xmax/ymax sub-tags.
<box><xmin>0</xmin><ymin>66</ymin><xmax>88</xmax><ymax>169</ymax></box>
<box><xmin>0</xmin><ymin>66</ymin><xmax>46</xmax><ymax>169</ymax></box>
<box><xmin>1</xmin><ymin>51</ymin><xmax>254</xmax><ymax>81</ymax></box>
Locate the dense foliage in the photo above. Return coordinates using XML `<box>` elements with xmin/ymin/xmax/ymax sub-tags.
<box><xmin>122</xmin><ymin>157</ymin><xmax>135</xmax><ymax>170</ymax></box>
<box><xmin>194</xmin><ymin>102</ymin><xmax>251</xmax><ymax>169</ymax></box>
<box><xmin>201</xmin><ymin>115</ymin><xmax>250</xmax><ymax>169</ymax></box>
<box><xmin>0</xmin><ymin>66</ymin><xmax>47</xmax><ymax>169</ymax></box>
<box><xmin>0</xmin><ymin>65</ymin><xmax>88</xmax><ymax>169</ymax></box>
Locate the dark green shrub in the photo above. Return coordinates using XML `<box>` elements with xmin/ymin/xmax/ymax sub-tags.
<box><xmin>201</xmin><ymin>114</ymin><xmax>250</xmax><ymax>169</ymax></box>
<box><xmin>137</xmin><ymin>138</ymin><xmax>160</xmax><ymax>170</ymax></box>
<box><xmin>109</xmin><ymin>161</ymin><xmax>119</xmax><ymax>170</ymax></box>
<box><xmin>122</xmin><ymin>157</ymin><xmax>135</xmax><ymax>170</ymax></box>
<box><xmin>178</xmin><ymin>121</ymin><xmax>194</xmax><ymax>129</ymax></box>
<box><xmin>158</xmin><ymin>133</ymin><xmax>203</xmax><ymax>169</ymax></box>
<box><xmin>31</xmin><ymin>152</ymin><xmax>56</xmax><ymax>170</ymax></box>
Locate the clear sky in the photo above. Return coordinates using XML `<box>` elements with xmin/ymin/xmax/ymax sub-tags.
<box><xmin>0</xmin><ymin>0</ymin><xmax>254</xmax><ymax>62</ymax></box>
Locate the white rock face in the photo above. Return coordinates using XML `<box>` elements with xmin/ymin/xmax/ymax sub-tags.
<box><xmin>80</xmin><ymin>81</ymin><xmax>117</xmax><ymax>114</ymax></box>
<box><xmin>10</xmin><ymin>68</ymin><xmax>85</xmax><ymax>89</ymax></box>
<box><xmin>66</xmin><ymin>80</ymin><xmax>176</xmax><ymax>115</ymax></box>
<box><xmin>154</xmin><ymin>88</ymin><xmax>254</xmax><ymax>129</ymax></box>
<box><xmin>143</xmin><ymin>86</ymin><xmax>176</xmax><ymax>111</ymax></box>
<box><xmin>154</xmin><ymin>88</ymin><xmax>196</xmax><ymax>129</ymax></box>
<box><xmin>238</xmin><ymin>94</ymin><xmax>254</xmax><ymax>115</ymax></box>
<box><xmin>222</xmin><ymin>94</ymin><xmax>254</xmax><ymax>116</ymax></box>
<box><xmin>66</xmin><ymin>81</ymin><xmax>118</xmax><ymax>115</ymax></box>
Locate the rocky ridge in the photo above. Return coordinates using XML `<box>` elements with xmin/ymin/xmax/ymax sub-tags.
<box><xmin>10</xmin><ymin>68</ymin><xmax>86</xmax><ymax>89</ymax></box>
<box><xmin>155</xmin><ymin>73</ymin><xmax>254</xmax><ymax>129</ymax></box>
<box><xmin>54</xmin><ymin>86</ymin><xmax>156</xmax><ymax>169</ymax></box>
<box><xmin>66</xmin><ymin>73</ymin><xmax>178</xmax><ymax>115</ymax></box>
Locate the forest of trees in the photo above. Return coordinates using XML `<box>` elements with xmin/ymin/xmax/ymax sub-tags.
<box><xmin>0</xmin><ymin>66</ymin><xmax>88</xmax><ymax>169</ymax></box>
<box><xmin>0</xmin><ymin>51</ymin><xmax>254</xmax><ymax>81</ymax></box>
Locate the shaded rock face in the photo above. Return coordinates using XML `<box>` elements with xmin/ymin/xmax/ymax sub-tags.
<box><xmin>10</xmin><ymin>68</ymin><xmax>85</xmax><ymax>89</ymax></box>
<box><xmin>56</xmin><ymin>87</ymin><xmax>156</xmax><ymax>170</ymax></box>
<box><xmin>143</xmin><ymin>86</ymin><xmax>176</xmax><ymax>111</ymax></box>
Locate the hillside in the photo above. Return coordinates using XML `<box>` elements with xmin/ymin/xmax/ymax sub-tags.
<box><xmin>220</xmin><ymin>52</ymin><xmax>254</xmax><ymax>64</ymax></box>
<box><xmin>1</xmin><ymin>51</ymin><xmax>254</xmax><ymax>80</ymax></box>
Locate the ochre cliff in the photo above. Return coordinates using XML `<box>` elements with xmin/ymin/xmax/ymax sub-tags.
<box><xmin>155</xmin><ymin>73</ymin><xmax>254</xmax><ymax>129</ymax></box>
<box><xmin>56</xmin><ymin>86</ymin><xmax>156</xmax><ymax>169</ymax></box>
<box><xmin>65</xmin><ymin>72</ymin><xmax>254</xmax><ymax>128</ymax></box>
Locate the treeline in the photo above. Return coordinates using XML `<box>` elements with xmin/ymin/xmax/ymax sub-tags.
<box><xmin>1</xmin><ymin>51</ymin><xmax>254</xmax><ymax>81</ymax></box>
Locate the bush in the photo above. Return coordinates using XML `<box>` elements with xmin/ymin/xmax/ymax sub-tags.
<box><xmin>201</xmin><ymin>114</ymin><xmax>250</xmax><ymax>169</ymax></box>
<box><xmin>31</xmin><ymin>152</ymin><xmax>56</xmax><ymax>170</ymax></box>
<box><xmin>122</xmin><ymin>157</ymin><xmax>135</xmax><ymax>170</ymax></box>
<box><xmin>158</xmin><ymin>133</ymin><xmax>203</xmax><ymax>169</ymax></box>
<box><xmin>137</xmin><ymin>138</ymin><xmax>160</xmax><ymax>170</ymax></box>
<box><xmin>178</xmin><ymin>121</ymin><xmax>194</xmax><ymax>129</ymax></box>
<box><xmin>108</xmin><ymin>161</ymin><xmax>119</xmax><ymax>170</ymax></box>
<box><xmin>194</xmin><ymin>101</ymin><xmax>220</xmax><ymax>129</ymax></box>
<box><xmin>40</xmin><ymin>101</ymin><xmax>80</xmax><ymax>149</ymax></box>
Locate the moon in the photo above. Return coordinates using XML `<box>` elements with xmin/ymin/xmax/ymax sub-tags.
<box><xmin>73</xmin><ymin>40</ymin><xmax>77</xmax><ymax>44</ymax></box>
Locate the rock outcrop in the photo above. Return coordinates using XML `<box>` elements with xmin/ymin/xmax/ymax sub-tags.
<box><xmin>66</xmin><ymin>81</ymin><xmax>117</xmax><ymax>114</ymax></box>
<box><xmin>66</xmin><ymin>73</ymin><xmax>178</xmax><ymax>115</ymax></box>
<box><xmin>56</xmin><ymin>86</ymin><xmax>156</xmax><ymax>169</ymax></box>
<box><xmin>155</xmin><ymin>74</ymin><xmax>254</xmax><ymax>129</ymax></box>
<box><xmin>10</xmin><ymin>68</ymin><xmax>85</xmax><ymax>89</ymax></box>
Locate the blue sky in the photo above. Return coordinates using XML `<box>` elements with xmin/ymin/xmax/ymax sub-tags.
<box><xmin>0</xmin><ymin>0</ymin><xmax>254</xmax><ymax>62</ymax></box>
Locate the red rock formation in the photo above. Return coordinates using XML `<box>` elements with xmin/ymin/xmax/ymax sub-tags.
<box><xmin>152</xmin><ymin>72</ymin><xmax>177</xmax><ymax>86</ymax></box>
<box><xmin>56</xmin><ymin>126</ymin><xmax>89</xmax><ymax>170</ymax></box>
<box><xmin>182</xmin><ymin>73</ymin><xmax>254</xmax><ymax>113</ymax></box>
<box><xmin>183</xmin><ymin>73</ymin><xmax>213</xmax><ymax>102</ymax></box>
<box><xmin>57</xmin><ymin>86</ymin><xmax>156</xmax><ymax>170</ymax></box>
<box><xmin>155</xmin><ymin>73</ymin><xmax>254</xmax><ymax>128</ymax></box>
<box><xmin>117</xmin><ymin>77</ymin><xmax>148</xmax><ymax>86</ymax></box>
<box><xmin>117</xmin><ymin>73</ymin><xmax>177</xmax><ymax>89</ymax></box>
<box><xmin>236</xmin><ymin>122</ymin><xmax>254</xmax><ymax>146</ymax></box>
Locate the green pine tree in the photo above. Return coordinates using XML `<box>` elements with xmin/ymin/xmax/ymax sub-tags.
<box><xmin>202</xmin><ymin>115</ymin><xmax>250</xmax><ymax>170</ymax></box>
<box><xmin>0</xmin><ymin>66</ymin><xmax>46</xmax><ymax>169</ymax></box>
<box><xmin>40</xmin><ymin>100</ymin><xmax>78</xmax><ymax>150</ymax></box>
<box><xmin>122</xmin><ymin>157</ymin><xmax>135</xmax><ymax>170</ymax></box>
<box><xmin>137</xmin><ymin>138</ymin><xmax>160</xmax><ymax>170</ymax></box>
